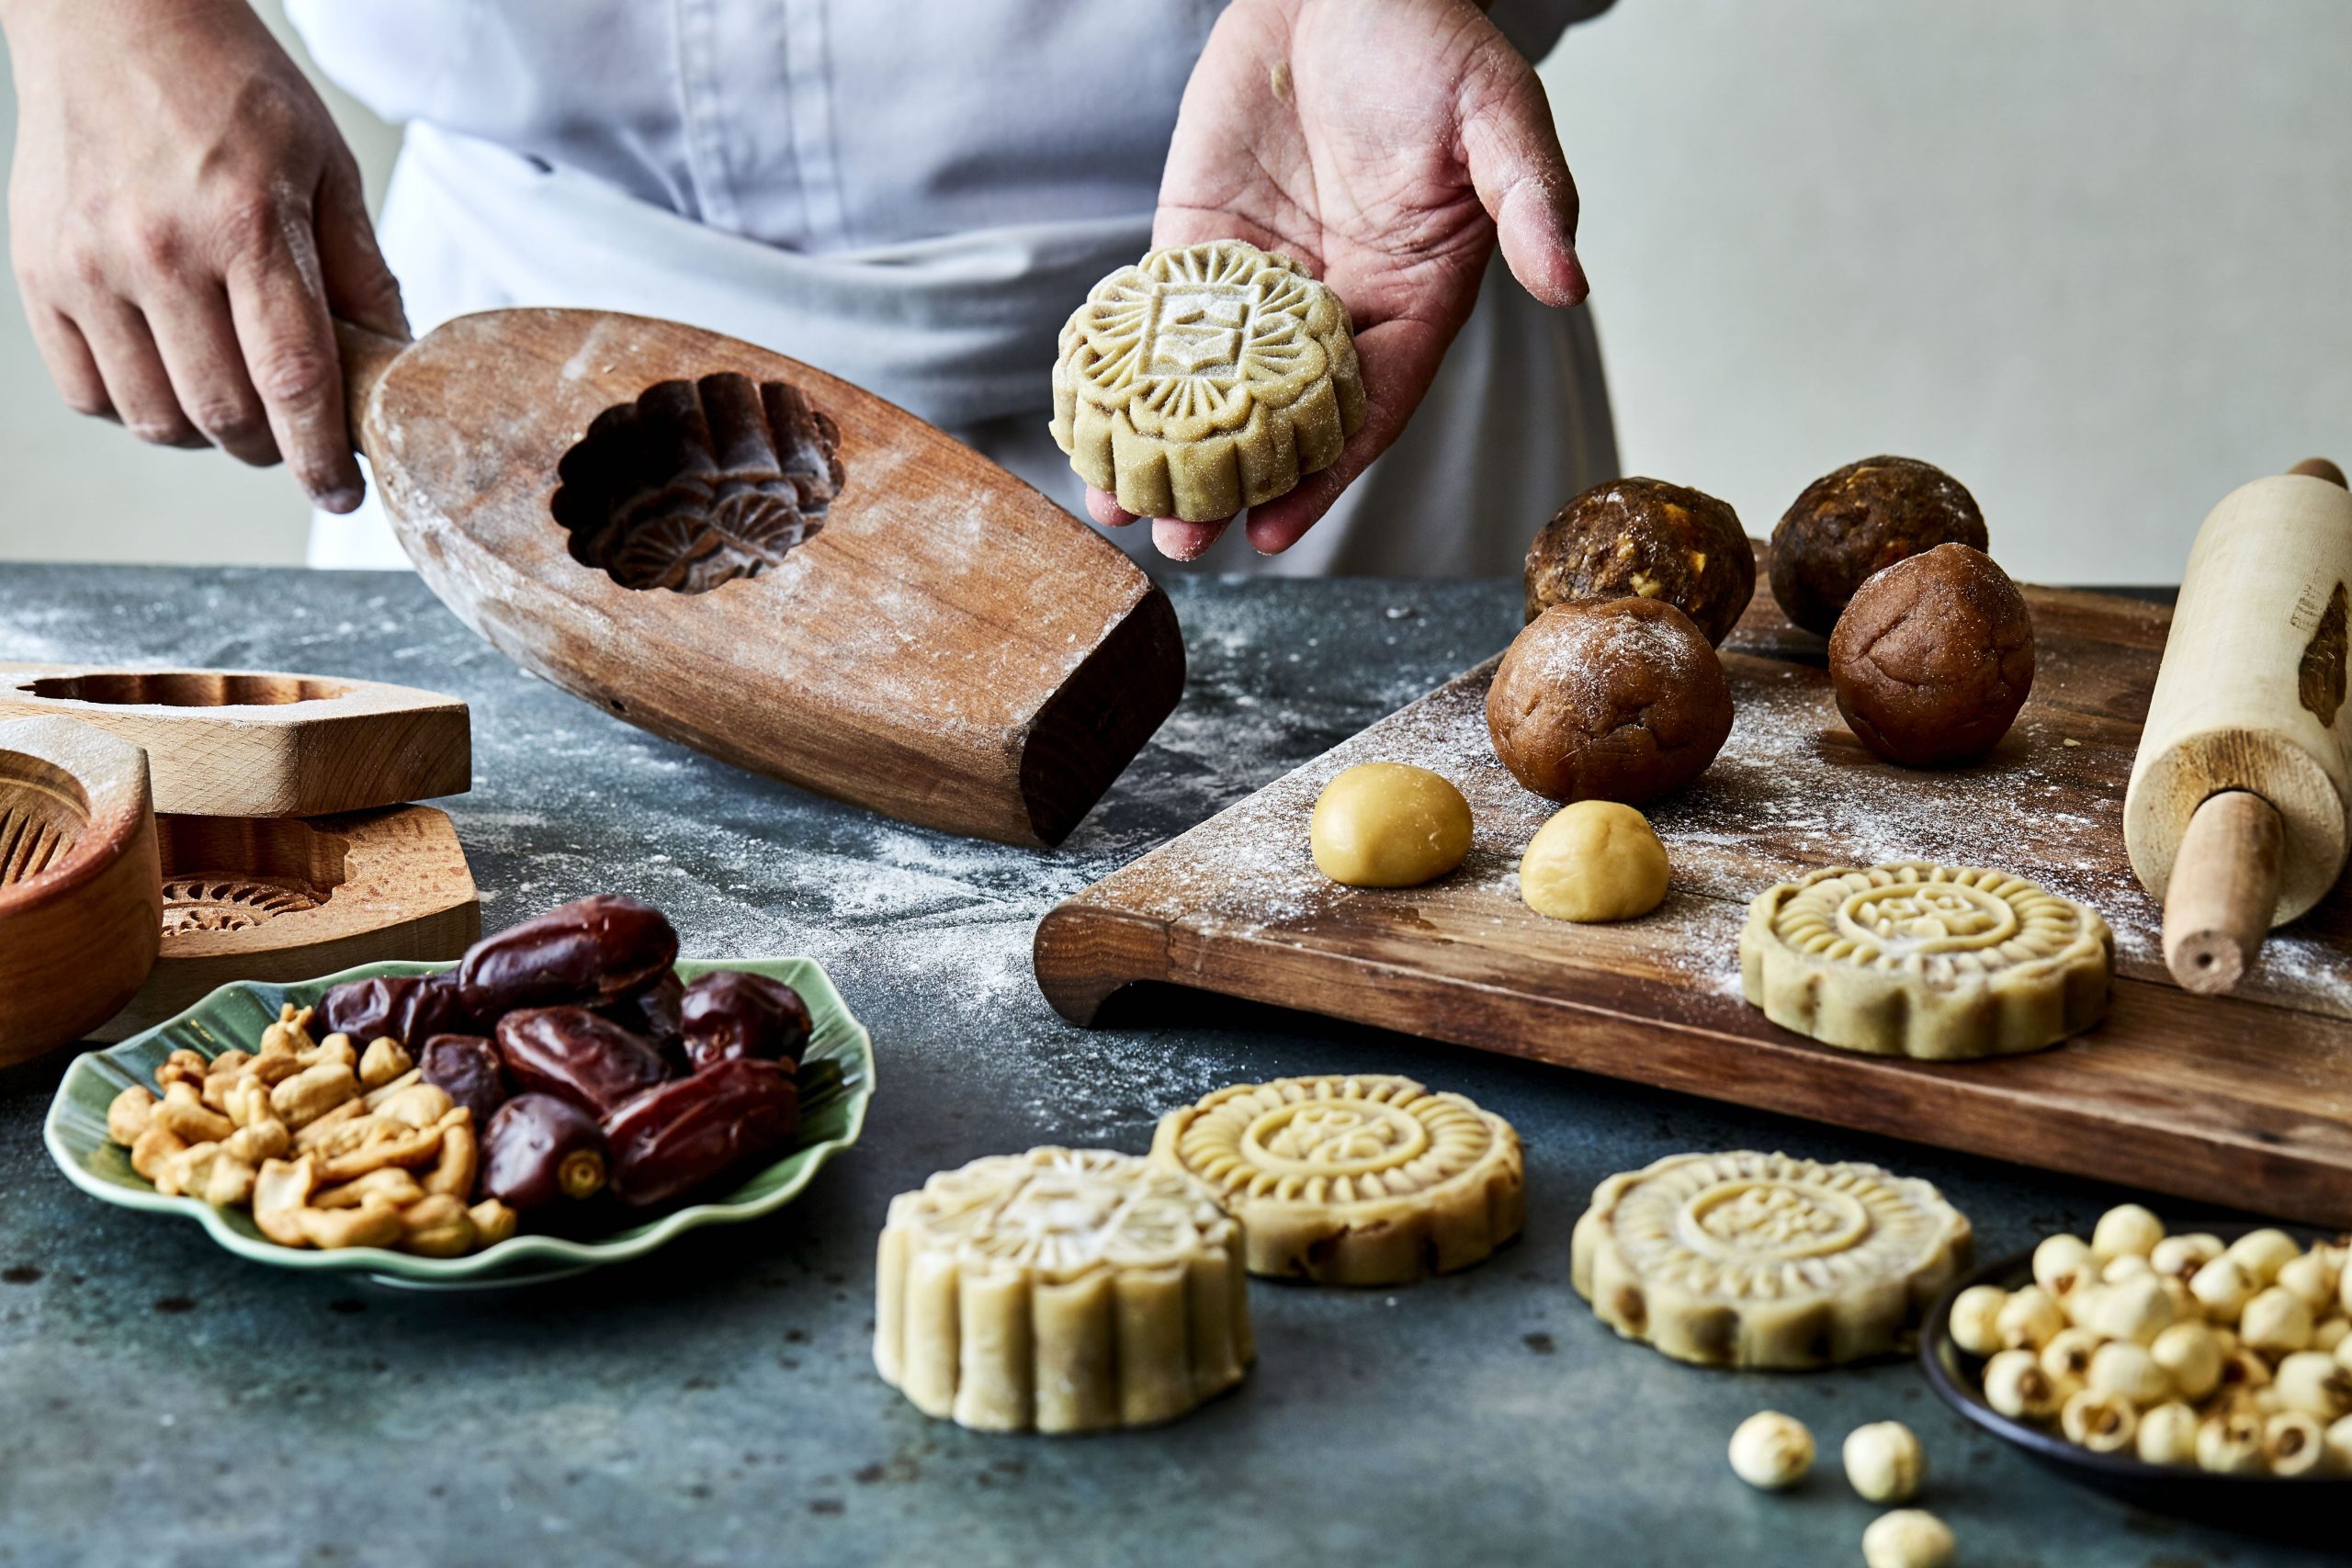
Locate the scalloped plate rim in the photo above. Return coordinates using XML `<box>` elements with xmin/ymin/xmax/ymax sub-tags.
<box><xmin>42</xmin><ymin>955</ymin><xmax>874</xmax><ymax>1286</ymax></box>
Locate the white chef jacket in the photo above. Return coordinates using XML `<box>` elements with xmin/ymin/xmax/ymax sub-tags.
<box><xmin>292</xmin><ymin>0</ymin><xmax>1620</xmax><ymax>576</ymax></box>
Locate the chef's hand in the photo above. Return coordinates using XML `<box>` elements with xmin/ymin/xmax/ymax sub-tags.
<box><xmin>1</xmin><ymin>0</ymin><xmax>404</xmax><ymax>511</ymax></box>
<box><xmin>1089</xmin><ymin>0</ymin><xmax>1587</xmax><ymax>561</ymax></box>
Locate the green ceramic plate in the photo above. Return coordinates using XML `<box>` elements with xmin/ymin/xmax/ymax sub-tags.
<box><xmin>44</xmin><ymin>957</ymin><xmax>874</xmax><ymax>1290</ymax></box>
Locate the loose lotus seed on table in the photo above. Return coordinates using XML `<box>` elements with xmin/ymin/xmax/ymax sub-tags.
<box><xmin>1727</xmin><ymin>1411</ymin><xmax>1815</xmax><ymax>1490</ymax></box>
<box><xmin>1842</xmin><ymin>1421</ymin><xmax>1926</xmax><ymax>1505</ymax></box>
<box><xmin>1860</xmin><ymin>1508</ymin><xmax>1956</xmax><ymax>1568</ymax></box>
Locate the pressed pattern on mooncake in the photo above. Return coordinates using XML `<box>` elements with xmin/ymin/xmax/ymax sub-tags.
<box><xmin>1049</xmin><ymin>239</ymin><xmax>1365</xmax><ymax>521</ymax></box>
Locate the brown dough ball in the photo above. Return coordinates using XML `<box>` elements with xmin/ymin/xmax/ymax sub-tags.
<box><xmin>1487</xmin><ymin>598</ymin><xmax>1735</xmax><ymax>804</ymax></box>
<box><xmin>1770</xmin><ymin>457</ymin><xmax>1986</xmax><ymax>636</ymax></box>
<box><xmin>1829</xmin><ymin>543</ymin><xmax>2034</xmax><ymax>766</ymax></box>
<box><xmin>1525</xmin><ymin>477</ymin><xmax>1756</xmax><ymax>646</ymax></box>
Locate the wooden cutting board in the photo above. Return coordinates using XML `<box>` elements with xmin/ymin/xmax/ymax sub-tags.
<box><xmin>1035</xmin><ymin>572</ymin><xmax>2352</xmax><ymax>1225</ymax></box>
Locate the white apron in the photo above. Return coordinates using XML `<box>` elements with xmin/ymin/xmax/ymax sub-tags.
<box><xmin>299</xmin><ymin>4</ymin><xmax>1619</xmax><ymax>575</ymax></box>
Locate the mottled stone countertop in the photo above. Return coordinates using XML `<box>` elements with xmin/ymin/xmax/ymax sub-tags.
<box><xmin>0</xmin><ymin>566</ymin><xmax>2319</xmax><ymax>1568</ymax></box>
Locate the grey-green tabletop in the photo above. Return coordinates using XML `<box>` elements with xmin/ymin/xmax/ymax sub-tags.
<box><xmin>0</xmin><ymin>565</ymin><xmax>2317</xmax><ymax>1568</ymax></box>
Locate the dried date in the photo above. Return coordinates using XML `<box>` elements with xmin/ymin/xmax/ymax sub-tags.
<box><xmin>318</xmin><ymin>971</ymin><xmax>475</xmax><ymax>1047</ymax></box>
<box><xmin>482</xmin><ymin>1094</ymin><xmax>610</xmax><ymax>1209</ymax></box>
<box><xmin>494</xmin><ymin>1006</ymin><xmax>672</xmax><ymax>1118</ymax></box>
<box><xmin>604</xmin><ymin>1059</ymin><xmax>798</xmax><ymax>1208</ymax></box>
<box><xmin>680</xmin><ymin>972</ymin><xmax>812</xmax><ymax>1070</ymax></box>
<box><xmin>458</xmin><ymin>894</ymin><xmax>679</xmax><ymax>1018</ymax></box>
<box><xmin>600</xmin><ymin>968</ymin><xmax>685</xmax><ymax>1047</ymax></box>
<box><xmin>419</xmin><ymin>1034</ymin><xmax>509</xmax><ymax>1123</ymax></box>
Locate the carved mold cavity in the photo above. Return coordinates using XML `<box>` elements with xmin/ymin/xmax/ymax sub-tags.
<box><xmin>552</xmin><ymin>373</ymin><xmax>845</xmax><ymax>593</ymax></box>
<box><xmin>18</xmin><ymin>672</ymin><xmax>347</xmax><ymax>706</ymax></box>
<box><xmin>155</xmin><ymin>816</ymin><xmax>346</xmax><ymax>942</ymax></box>
<box><xmin>0</xmin><ymin>753</ymin><xmax>87</xmax><ymax>887</ymax></box>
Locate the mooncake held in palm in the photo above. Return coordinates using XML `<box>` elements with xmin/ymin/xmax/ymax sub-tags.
<box><xmin>1050</xmin><ymin>239</ymin><xmax>1366</xmax><ymax>521</ymax></box>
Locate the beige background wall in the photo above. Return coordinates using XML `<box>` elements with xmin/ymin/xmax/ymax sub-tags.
<box><xmin>0</xmin><ymin>0</ymin><xmax>2345</xmax><ymax>581</ymax></box>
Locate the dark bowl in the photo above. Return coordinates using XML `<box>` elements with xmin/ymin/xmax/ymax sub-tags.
<box><xmin>1920</xmin><ymin>1223</ymin><xmax>2351</xmax><ymax>1542</ymax></box>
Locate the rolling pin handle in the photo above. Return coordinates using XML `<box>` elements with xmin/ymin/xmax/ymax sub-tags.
<box><xmin>335</xmin><ymin>319</ymin><xmax>412</xmax><ymax>452</ymax></box>
<box><xmin>2288</xmin><ymin>457</ymin><xmax>2347</xmax><ymax>489</ymax></box>
<box><xmin>2162</xmin><ymin>790</ymin><xmax>2284</xmax><ymax>996</ymax></box>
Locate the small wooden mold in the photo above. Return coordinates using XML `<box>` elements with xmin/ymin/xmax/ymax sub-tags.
<box><xmin>0</xmin><ymin>662</ymin><xmax>470</xmax><ymax>819</ymax></box>
<box><xmin>94</xmin><ymin>805</ymin><xmax>481</xmax><ymax>1042</ymax></box>
<box><xmin>0</xmin><ymin>716</ymin><xmax>161</xmax><ymax>1065</ymax></box>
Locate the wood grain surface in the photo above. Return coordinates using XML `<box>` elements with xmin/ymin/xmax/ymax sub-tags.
<box><xmin>0</xmin><ymin>662</ymin><xmax>469</xmax><ymax>818</ymax></box>
<box><xmin>342</xmin><ymin>311</ymin><xmax>1182</xmax><ymax>847</ymax></box>
<box><xmin>0</xmin><ymin>716</ymin><xmax>161</xmax><ymax>1065</ymax></box>
<box><xmin>1035</xmin><ymin>570</ymin><xmax>2352</xmax><ymax>1224</ymax></box>
<box><xmin>93</xmin><ymin>804</ymin><xmax>480</xmax><ymax>1042</ymax></box>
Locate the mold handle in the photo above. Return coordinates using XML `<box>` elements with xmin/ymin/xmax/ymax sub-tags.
<box><xmin>336</xmin><ymin>319</ymin><xmax>412</xmax><ymax>450</ymax></box>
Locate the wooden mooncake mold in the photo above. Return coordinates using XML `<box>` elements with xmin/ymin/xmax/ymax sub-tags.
<box><xmin>0</xmin><ymin>716</ymin><xmax>161</xmax><ymax>1064</ymax></box>
<box><xmin>1152</xmin><ymin>1074</ymin><xmax>1523</xmax><ymax>1285</ymax></box>
<box><xmin>1050</xmin><ymin>239</ymin><xmax>1365</xmax><ymax>521</ymax></box>
<box><xmin>873</xmin><ymin>1146</ymin><xmax>1251</xmax><ymax>1434</ymax></box>
<box><xmin>1572</xmin><ymin>1150</ymin><xmax>1973</xmax><ymax>1369</ymax></box>
<box><xmin>1741</xmin><ymin>860</ymin><xmax>2113</xmax><ymax>1059</ymax></box>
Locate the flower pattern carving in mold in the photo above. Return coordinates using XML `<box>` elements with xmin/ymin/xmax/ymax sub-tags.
<box><xmin>553</xmin><ymin>373</ymin><xmax>844</xmax><ymax>595</ymax></box>
<box><xmin>1740</xmin><ymin>860</ymin><xmax>2113</xmax><ymax>1059</ymax></box>
<box><xmin>1050</xmin><ymin>239</ymin><xmax>1366</xmax><ymax>522</ymax></box>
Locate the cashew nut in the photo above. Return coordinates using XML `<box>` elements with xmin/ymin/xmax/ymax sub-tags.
<box><xmin>291</xmin><ymin>1097</ymin><xmax>370</xmax><ymax>1150</ymax></box>
<box><xmin>270</xmin><ymin>1060</ymin><xmax>360</xmax><ymax>1130</ymax></box>
<box><xmin>152</xmin><ymin>1139</ymin><xmax>219</xmax><ymax>1199</ymax></box>
<box><xmin>129</xmin><ymin>1122</ymin><xmax>189</xmax><ymax>1183</ymax></box>
<box><xmin>313</xmin><ymin>1110</ymin><xmax>462</xmax><ymax>1185</ymax></box>
<box><xmin>106</xmin><ymin>1085</ymin><xmax>156</xmax><ymax>1145</ymax></box>
<box><xmin>313</xmin><ymin>1167</ymin><xmax>424</xmax><ymax>1211</ymax></box>
<box><xmin>252</xmin><ymin>1156</ymin><xmax>321</xmax><ymax>1246</ymax></box>
<box><xmin>220</xmin><ymin>1075</ymin><xmax>274</xmax><ymax>1130</ymax></box>
<box><xmin>220</xmin><ymin>1117</ymin><xmax>290</xmax><ymax>1166</ymax></box>
<box><xmin>297</xmin><ymin>1197</ymin><xmax>402</xmax><ymax>1251</ymax></box>
<box><xmin>376</xmin><ymin>1082</ymin><xmax>455</xmax><ymax>1130</ymax></box>
<box><xmin>357</xmin><ymin>1036</ymin><xmax>414</xmax><ymax>1090</ymax></box>
<box><xmin>363</xmin><ymin>1068</ymin><xmax>424</xmax><ymax>1110</ymax></box>
<box><xmin>153</xmin><ymin>1048</ymin><xmax>209</xmax><ymax>1093</ymax></box>
<box><xmin>469</xmin><ymin>1200</ymin><xmax>520</xmax><ymax>1248</ymax></box>
<box><xmin>298</xmin><ymin>1032</ymin><xmax>357</xmax><ymax>1073</ymax></box>
<box><xmin>258</xmin><ymin>1003</ymin><xmax>318</xmax><ymax>1055</ymax></box>
<box><xmin>153</xmin><ymin>1080</ymin><xmax>235</xmax><ymax>1144</ymax></box>
<box><xmin>397</xmin><ymin>1194</ymin><xmax>478</xmax><ymax>1258</ymax></box>
<box><xmin>421</xmin><ymin>1120</ymin><xmax>478</xmax><ymax>1200</ymax></box>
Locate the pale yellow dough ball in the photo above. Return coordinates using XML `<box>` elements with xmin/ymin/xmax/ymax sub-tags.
<box><xmin>1519</xmin><ymin>800</ymin><xmax>1671</xmax><ymax>922</ymax></box>
<box><xmin>1309</xmin><ymin>762</ymin><xmax>1474</xmax><ymax>888</ymax></box>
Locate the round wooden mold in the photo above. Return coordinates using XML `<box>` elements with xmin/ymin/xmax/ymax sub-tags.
<box><xmin>92</xmin><ymin>806</ymin><xmax>480</xmax><ymax>1042</ymax></box>
<box><xmin>0</xmin><ymin>716</ymin><xmax>162</xmax><ymax>1065</ymax></box>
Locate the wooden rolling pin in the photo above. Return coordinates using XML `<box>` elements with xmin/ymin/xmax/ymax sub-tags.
<box><xmin>2125</xmin><ymin>457</ymin><xmax>2352</xmax><ymax>994</ymax></box>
